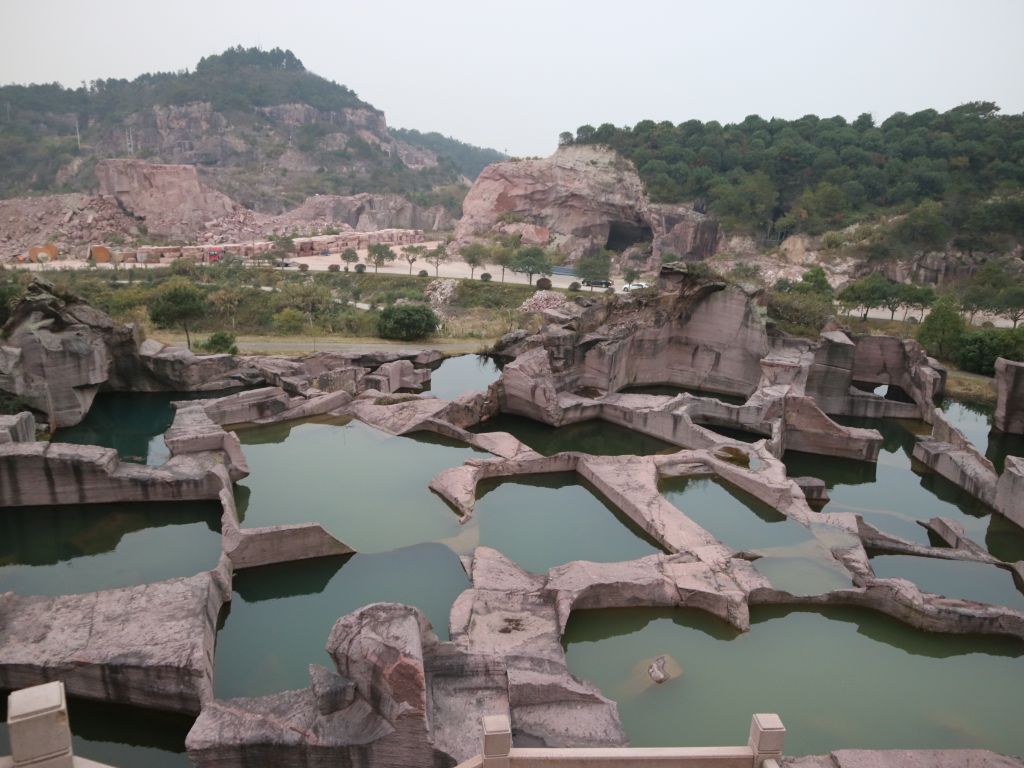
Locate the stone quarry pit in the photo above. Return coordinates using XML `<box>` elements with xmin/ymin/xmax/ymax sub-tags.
<box><xmin>1</xmin><ymin>273</ymin><xmax>1024</xmax><ymax>768</ymax></box>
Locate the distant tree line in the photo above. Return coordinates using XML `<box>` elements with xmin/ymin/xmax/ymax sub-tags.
<box><xmin>562</xmin><ymin>104</ymin><xmax>1024</xmax><ymax>255</ymax></box>
<box><xmin>392</xmin><ymin>128</ymin><xmax>507</xmax><ymax>179</ymax></box>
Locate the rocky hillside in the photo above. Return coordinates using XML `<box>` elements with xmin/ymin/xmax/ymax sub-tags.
<box><xmin>0</xmin><ymin>46</ymin><xmax>498</xmax><ymax>213</ymax></box>
<box><xmin>455</xmin><ymin>145</ymin><xmax>719</xmax><ymax>267</ymax></box>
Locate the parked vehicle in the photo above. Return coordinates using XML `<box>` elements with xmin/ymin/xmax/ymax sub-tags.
<box><xmin>581</xmin><ymin>278</ymin><xmax>614</xmax><ymax>288</ymax></box>
<box><xmin>622</xmin><ymin>282</ymin><xmax>649</xmax><ymax>292</ymax></box>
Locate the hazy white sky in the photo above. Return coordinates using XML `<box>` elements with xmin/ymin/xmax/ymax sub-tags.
<box><xmin>3</xmin><ymin>0</ymin><xmax>1023</xmax><ymax>157</ymax></box>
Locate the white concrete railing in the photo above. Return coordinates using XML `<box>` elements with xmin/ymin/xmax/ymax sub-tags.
<box><xmin>455</xmin><ymin>713</ymin><xmax>786</xmax><ymax>768</ymax></box>
<box><xmin>0</xmin><ymin>682</ymin><xmax>114</xmax><ymax>768</ymax></box>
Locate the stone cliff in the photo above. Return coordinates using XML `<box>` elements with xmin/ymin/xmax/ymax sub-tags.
<box><xmin>96</xmin><ymin>159</ymin><xmax>241</xmax><ymax>238</ymax></box>
<box><xmin>456</xmin><ymin>145</ymin><xmax>720</xmax><ymax>264</ymax></box>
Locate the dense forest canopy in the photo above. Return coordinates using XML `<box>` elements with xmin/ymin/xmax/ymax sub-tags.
<box><xmin>564</xmin><ymin>104</ymin><xmax>1024</xmax><ymax>251</ymax></box>
<box><xmin>392</xmin><ymin>128</ymin><xmax>506</xmax><ymax>180</ymax></box>
<box><xmin>0</xmin><ymin>46</ymin><xmax>370</xmax><ymax>120</ymax></box>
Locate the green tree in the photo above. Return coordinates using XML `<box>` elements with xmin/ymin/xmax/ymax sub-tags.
<box><xmin>578</xmin><ymin>250</ymin><xmax>612</xmax><ymax>290</ymax></box>
<box><xmin>624</xmin><ymin>267</ymin><xmax>640</xmax><ymax>284</ymax></box>
<box><xmin>341</xmin><ymin>248</ymin><xmax>359</xmax><ymax>268</ymax></box>
<box><xmin>489</xmin><ymin>244</ymin><xmax>515</xmax><ymax>282</ymax></box>
<box><xmin>198</xmin><ymin>331</ymin><xmax>239</xmax><ymax>354</ymax></box>
<box><xmin>509</xmin><ymin>247</ymin><xmax>552</xmax><ymax>285</ymax></box>
<box><xmin>402</xmin><ymin>245</ymin><xmax>426</xmax><ymax>275</ymax></box>
<box><xmin>460</xmin><ymin>242</ymin><xmax>489</xmax><ymax>279</ymax></box>
<box><xmin>424</xmin><ymin>243</ymin><xmax>449</xmax><ymax>276</ymax></box>
<box><xmin>378</xmin><ymin>304</ymin><xmax>438</xmax><ymax>340</ymax></box>
<box><xmin>367</xmin><ymin>244</ymin><xmax>397</xmax><ymax>273</ymax></box>
<box><xmin>149</xmin><ymin>277</ymin><xmax>207</xmax><ymax>350</ymax></box>
<box><xmin>917</xmin><ymin>294</ymin><xmax>965</xmax><ymax>359</ymax></box>
<box><xmin>996</xmin><ymin>284</ymin><xmax>1024</xmax><ymax>328</ymax></box>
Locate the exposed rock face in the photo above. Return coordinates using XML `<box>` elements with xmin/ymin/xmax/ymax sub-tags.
<box><xmin>267</xmin><ymin>193</ymin><xmax>453</xmax><ymax>233</ymax></box>
<box><xmin>457</xmin><ymin>145</ymin><xmax>719</xmax><ymax>263</ymax></box>
<box><xmin>0</xmin><ymin>558</ymin><xmax>231</xmax><ymax>715</ymax></box>
<box><xmin>0</xmin><ymin>279</ymin><xmax>130</xmax><ymax>427</ymax></box>
<box><xmin>0</xmin><ymin>193</ymin><xmax>143</xmax><ymax>262</ymax></box>
<box><xmin>994</xmin><ymin>357</ymin><xmax>1024</xmax><ymax>434</ymax></box>
<box><xmin>0</xmin><ymin>280</ymin><xmax>259</xmax><ymax>427</ymax></box>
<box><xmin>96</xmin><ymin>158</ymin><xmax>240</xmax><ymax>238</ymax></box>
<box><xmin>187</xmin><ymin>603</ymin><xmax>508</xmax><ymax>768</ymax></box>
<box><xmin>0</xmin><ymin>412</ymin><xmax>35</xmax><ymax>443</ymax></box>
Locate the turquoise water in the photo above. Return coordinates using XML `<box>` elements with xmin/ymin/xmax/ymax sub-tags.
<box><xmin>234</xmin><ymin>418</ymin><xmax>477</xmax><ymax>552</ymax></box>
<box><xmin>0</xmin><ymin>501</ymin><xmax>222</xmax><ymax>595</ymax></box>
<box><xmin>427</xmin><ymin>355</ymin><xmax>502</xmax><ymax>399</ymax></box>
<box><xmin>54</xmin><ymin>390</ymin><xmax>237</xmax><ymax>465</ymax></box>
<box><xmin>784</xmin><ymin>417</ymin><xmax>996</xmax><ymax>549</ymax></box>
<box><xmin>939</xmin><ymin>399</ymin><xmax>1024</xmax><ymax>474</ymax></box>
<box><xmin>660</xmin><ymin>477</ymin><xmax>851</xmax><ymax>595</ymax></box>
<box><xmin>0</xmin><ymin>696</ymin><xmax>192</xmax><ymax>768</ymax></box>
<box><xmin>471</xmin><ymin>413</ymin><xmax>678</xmax><ymax>455</ymax></box>
<box><xmin>563</xmin><ymin>605</ymin><xmax>1024</xmax><ymax>755</ymax></box>
<box><xmin>214</xmin><ymin>542</ymin><xmax>469</xmax><ymax>699</ymax></box>
<box><xmin>870</xmin><ymin>554</ymin><xmax>1024</xmax><ymax>610</ymax></box>
<box><xmin>471</xmin><ymin>473</ymin><xmax>663</xmax><ymax>573</ymax></box>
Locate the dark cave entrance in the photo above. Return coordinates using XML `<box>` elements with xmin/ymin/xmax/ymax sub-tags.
<box><xmin>606</xmin><ymin>220</ymin><xmax>653</xmax><ymax>251</ymax></box>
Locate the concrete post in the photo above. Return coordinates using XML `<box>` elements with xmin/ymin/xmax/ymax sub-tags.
<box><xmin>7</xmin><ymin>682</ymin><xmax>74</xmax><ymax>768</ymax></box>
<box><xmin>481</xmin><ymin>714</ymin><xmax>512</xmax><ymax>768</ymax></box>
<box><xmin>748</xmin><ymin>713</ymin><xmax>785</xmax><ymax>767</ymax></box>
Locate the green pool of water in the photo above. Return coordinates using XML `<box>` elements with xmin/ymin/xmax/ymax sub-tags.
<box><xmin>471</xmin><ymin>473</ymin><xmax>663</xmax><ymax>573</ymax></box>
<box><xmin>426</xmin><ymin>355</ymin><xmax>502</xmax><ymax>399</ymax></box>
<box><xmin>783</xmin><ymin>416</ymin><xmax>1015</xmax><ymax>554</ymax></box>
<box><xmin>471</xmin><ymin>414</ymin><xmax>678</xmax><ymax>456</ymax></box>
<box><xmin>214</xmin><ymin>542</ymin><xmax>469</xmax><ymax>699</ymax></box>
<box><xmin>619</xmin><ymin>385</ymin><xmax>748</xmax><ymax>405</ymax></box>
<box><xmin>0</xmin><ymin>696</ymin><xmax>192</xmax><ymax>768</ymax></box>
<box><xmin>870</xmin><ymin>554</ymin><xmax>1024</xmax><ymax>610</ymax></box>
<box><xmin>563</xmin><ymin>605</ymin><xmax>1024</xmax><ymax>754</ymax></box>
<box><xmin>234</xmin><ymin>419</ymin><xmax>478</xmax><ymax>552</ymax></box>
<box><xmin>696</xmin><ymin>423</ymin><xmax>768</xmax><ymax>444</ymax></box>
<box><xmin>53</xmin><ymin>390</ymin><xmax>239</xmax><ymax>465</ymax></box>
<box><xmin>660</xmin><ymin>477</ymin><xmax>851</xmax><ymax>595</ymax></box>
<box><xmin>0</xmin><ymin>501</ymin><xmax>222</xmax><ymax>595</ymax></box>
<box><xmin>939</xmin><ymin>398</ymin><xmax>1024</xmax><ymax>474</ymax></box>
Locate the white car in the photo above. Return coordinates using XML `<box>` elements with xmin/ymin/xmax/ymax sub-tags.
<box><xmin>622</xmin><ymin>282</ymin><xmax>649</xmax><ymax>292</ymax></box>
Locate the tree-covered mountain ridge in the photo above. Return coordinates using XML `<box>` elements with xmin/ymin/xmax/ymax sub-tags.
<box><xmin>0</xmin><ymin>46</ymin><xmax>504</xmax><ymax>213</ymax></box>
<box><xmin>563</xmin><ymin>104</ymin><xmax>1024</xmax><ymax>265</ymax></box>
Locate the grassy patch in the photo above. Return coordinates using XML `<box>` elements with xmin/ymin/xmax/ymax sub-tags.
<box><xmin>944</xmin><ymin>368</ymin><xmax>997</xmax><ymax>405</ymax></box>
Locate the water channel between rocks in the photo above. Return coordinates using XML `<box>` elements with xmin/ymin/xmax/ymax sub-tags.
<box><xmin>4</xmin><ymin>384</ymin><xmax>1024</xmax><ymax>762</ymax></box>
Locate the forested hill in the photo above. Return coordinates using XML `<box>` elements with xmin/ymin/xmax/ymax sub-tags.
<box><xmin>563</xmin><ymin>104</ymin><xmax>1024</xmax><ymax>256</ymax></box>
<box><xmin>392</xmin><ymin>128</ymin><xmax>506</xmax><ymax>179</ymax></box>
<box><xmin>0</xmin><ymin>46</ymin><xmax>501</xmax><ymax>213</ymax></box>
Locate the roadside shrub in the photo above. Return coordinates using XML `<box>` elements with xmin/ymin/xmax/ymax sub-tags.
<box><xmin>954</xmin><ymin>329</ymin><xmax>1024</xmax><ymax>375</ymax></box>
<box><xmin>418</xmin><ymin>270</ymin><xmax>429</xmax><ymax>277</ymax></box>
<box><xmin>480</xmin><ymin>272</ymin><xmax>492</xmax><ymax>282</ymax></box>
<box><xmin>197</xmin><ymin>331</ymin><xmax>239</xmax><ymax>354</ymax></box>
<box><xmin>328</xmin><ymin>263</ymin><xmax>340</xmax><ymax>272</ymax></box>
<box><xmin>298</xmin><ymin>263</ymin><xmax>310</xmax><ymax>272</ymax></box>
<box><xmin>354</xmin><ymin>263</ymin><xmax>367</xmax><ymax>273</ymax></box>
<box><xmin>272</xmin><ymin>307</ymin><xmax>305</xmax><ymax>334</ymax></box>
<box><xmin>916</xmin><ymin>294</ymin><xmax>965</xmax><ymax>359</ymax></box>
<box><xmin>377</xmin><ymin>304</ymin><xmax>438</xmax><ymax>340</ymax></box>
<box><xmin>569</xmin><ymin>281</ymin><xmax>581</xmax><ymax>291</ymax></box>
<box><xmin>766</xmin><ymin>290</ymin><xmax>834</xmax><ymax>337</ymax></box>
<box><xmin>535</xmin><ymin>277</ymin><xmax>552</xmax><ymax>290</ymax></box>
